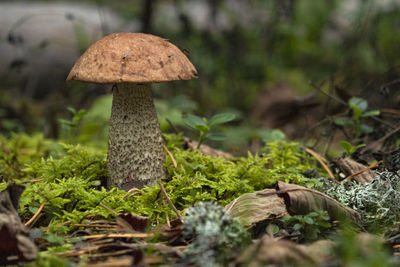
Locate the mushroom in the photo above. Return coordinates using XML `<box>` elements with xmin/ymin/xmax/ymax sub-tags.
<box><xmin>66</xmin><ymin>33</ymin><xmax>197</xmax><ymax>190</ymax></box>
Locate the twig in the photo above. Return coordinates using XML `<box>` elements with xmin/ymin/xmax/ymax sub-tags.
<box><xmin>163</xmin><ymin>144</ymin><xmax>177</xmax><ymax>168</ymax></box>
<box><xmin>73</xmin><ymin>224</ymin><xmax>117</xmax><ymax>228</ymax></box>
<box><xmin>157</xmin><ymin>179</ymin><xmax>182</xmax><ymax>222</ymax></box>
<box><xmin>85</xmin><ymin>249</ymin><xmax>133</xmax><ymax>258</ymax></box>
<box><xmin>85</xmin><ymin>257</ymin><xmax>133</xmax><ymax>267</ymax></box>
<box><xmin>362</xmin><ymin>124</ymin><xmax>400</xmax><ymax>152</ymax></box>
<box><xmin>99</xmin><ymin>202</ymin><xmax>119</xmax><ymax>216</ymax></box>
<box><xmin>163</xmin><ymin>199</ymin><xmax>171</xmax><ymax>228</ymax></box>
<box><xmin>25</xmin><ymin>201</ymin><xmax>45</xmax><ymax>227</ymax></box>
<box><xmin>370</xmin><ymin>116</ymin><xmax>395</xmax><ymax>129</ymax></box>
<box><xmin>381</xmin><ymin>108</ymin><xmax>400</xmax><ymax>116</ymax></box>
<box><xmin>122</xmin><ymin>188</ymin><xmax>141</xmax><ymax>200</ymax></box>
<box><xmin>310</xmin><ymin>82</ymin><xmax>347</xmax><ymax>106</ymax></box>
<box><xmin>166</xmin><ymin>118</ymin><xmax>180</xmax><ymax>134</ymax></box>
<box><xmin>22</xmin><ymin>178</ymin><xmax>44</xmax><ymax>184</ymax></box>
<box><xmin>302</xmin><ymin>147</ymin><xmax>340</xmax><ymax>184</ymax></box>
<box><xmin>82</xmin><ymin>233</ymin><xmax>151</xmax><ymax>240</ymax></box>
<box><xmin>379</xmin><ymin>78</ymin><xmax>400</xmax><ymax>91</ymax></box>
<box><xmin>341</xmin><ymin>160</ymin><xmax>383</xmax><ymax>183</ymax></box>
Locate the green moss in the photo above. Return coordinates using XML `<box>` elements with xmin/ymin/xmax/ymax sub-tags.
<box><xmin>0</xmin><ymin>133</ymin><xmax>323</xmax><ymax>234</ymax></box>
<box><xmin>0</xmin><ymin>133</ymin><xmax>61</xmax><ymax>180</ymax></box>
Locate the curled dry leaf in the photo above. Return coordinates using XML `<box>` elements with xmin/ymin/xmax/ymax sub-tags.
<box><xmin>336</xmin><ymin>157</ymin><xmax>375</xmax><ymax>183</ymax></box>
<box><xmin>0</xmin><ymin>183</ymin><xmax>37</xmax><ymax>263</ymax></box>
<box><xmin>236</xmin><ymin>235</ymin><xmax>333</xmax><ymax>266</ymax></box>
<box><xmin>224</xmin><ymin>189</ymin><xmax>287</xmax><ymax>227</ymax></box>
<box><xmin>182</xmin><ymin>136</ymin><xmax>233</xmax><ymax>159</ymax></box>
<box><xmin>159</xmin><ymin>218</ymin><xmax>184</xmax><ymax>245</ymax></box>
<box><xmin>117</xmin><ymin>214</ymin><xmax>148</xmax><ymax>233</ymax></box>
<box><xmin>276</xmin><ymin>181</ymin><xmax>360</xmax><ymax>223</ymax></box>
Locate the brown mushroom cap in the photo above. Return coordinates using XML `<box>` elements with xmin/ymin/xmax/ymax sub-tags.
<box><xmin>66</xmin><ymin>33</ymin><xmax>198</xmax><ymax>84</ymax></box>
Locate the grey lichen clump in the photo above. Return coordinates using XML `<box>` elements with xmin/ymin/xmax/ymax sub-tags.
<box><xmin>324</xmin><ymin>170</ymin><xmax>400</xmax><ymax>228</ymax></box>
<box><xmin>107</xmin><ymin>83</ymin><xmax>165</xmax><ymax>189</ymax></box>
<box><xmin>180</xmin><ymin>201</ymin><xmax>250</xmax><ymax>267</ymax></box>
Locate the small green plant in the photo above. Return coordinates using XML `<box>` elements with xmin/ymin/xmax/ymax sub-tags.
<box><xmin>334</xmin><ymin>97</ymin><xmax>380</xmax><ymax>140</ymax></box>
<box><xmin>183</xmin><ymin>112</ymin><xmax>236</xmax><ymax>148</ymax></box>
<box><xmin>58</xmin><ymin>107</ymin><xmax>87</xmax><ymax>142</ymax></box>
<box><xmin>332</xmin><ymin>228</ymin><xmax>396</xmax><ymax>267</ymax></box>
<box><xmin>339</xmin><ymin>141</ymin><xmax>366</xmax><ymax>156</ymax></box>
<box><xmin>281</xmin><ymin>210</ymin><xmax>332</xmax><ymax>242</ymax></box>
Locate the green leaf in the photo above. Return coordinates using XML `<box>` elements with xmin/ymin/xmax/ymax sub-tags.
<box><xmin>359</xmin><ymin>123</ymin><xmax>373</xmax><ymax>134</ymax></box>
<box><xmin>352</xmin><ymin>144</ymin><xmax>366</xmax><ymax>151</ymax></box>
<box><xmin>293</xmin><ymin>223</ymin><xmax>303</xmax><ymax>231</ymax></box>
<box><xmin>339</xmin><ymin>141</ymin><xmax>353</xmax><ymax>153</ymax></box>
<box><xmin>44</xmin><ymin>233</ymin><xmax>65</xmax><ymax>245</ymax></box>
<box><xmin>205</xmin><ymin>132</ymin><xmax>227</xmax><ymax>141</ymax></box>
<box><xmin>208</xmin><ymin>112</ymin><xmax>236</xmax><ymax>127</ymax></box>
<box><xmin>308</xmin><ymin>212</ymin><xmax>319</xmax><ymax>217</ymax></box>
<box><xmin>351</xmin><ymin>105</ymin><xmax>363</xmax><ymax>119</ymax></box>
<box><xmin>183</xmin><ymin>114</ymin><xmax>208</xmax><ymax>129</ymax></box>
<box><xmin>67</xmin><ymin>106</ymin><xmax>77</xmax><ymax>114</ymax></box>
<box><xmin>258</xmin><ymin>129</ymin><xmax>286</xmax><ymax>143</ymax></box>
<box><xmin>333</xmin><ymin>117</ymin><xmax>354</xmax><ymax>126</ymax></box>
<box><xmin>58</xmin><ymin>119</ymin><xmax>74</xmax><ymax>127</ymax></box>
<box><xmin>317</xmin><ymin>221</ymin><xmax>331</xmax><ymax>228</ymax></box>
<box><xmin>362</xmin><ymin>109</ymin><xmax>380</xmax><ymax>118</ymax></box>
<box><xmin>304</xmin><ymin>216</ymin><xmax>314</xmax><ymax>224</ymax></box>
<box><xmin>349</xmin><ymin>97</ymin><xmax>368</xmax><ymax>113</ymax></box>
<box><xmin>266</xmin><ymin>224</ymin><xmax>280</xmax><ymax>235</ymax></box>
<box><xmin>194</xmin><ymin>124</ymin><xmax>210</xmax><ymax>133</ymax></box>
<box><xmin>29</xmin><ymin>206</ymin><xmax>39</xmax><ymax>214</ymax></box>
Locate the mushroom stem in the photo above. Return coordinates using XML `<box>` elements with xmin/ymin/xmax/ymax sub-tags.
<box><xmin>107</xmin><ymin>83</ymin><xmax>165</xmax><ymax>190</ymax></box>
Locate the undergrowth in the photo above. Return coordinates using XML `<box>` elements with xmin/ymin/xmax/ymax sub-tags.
<box><xmin>0</xmin><ymin>132</ymin><xmax>323</xmax><ymax>234</ymax></box>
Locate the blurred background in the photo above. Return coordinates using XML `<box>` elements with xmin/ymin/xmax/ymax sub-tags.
<box><xmin>1</xmin><ymin>0</ymin><xmax>400</xmax><ymax>155</ymax></box>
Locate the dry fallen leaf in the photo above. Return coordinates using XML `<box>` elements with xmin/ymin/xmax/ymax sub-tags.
<box><xmin>117</xmin><ymin>214</ymin><xmax>148</xmax><ymax>233</ymax></box>
<box><xmin>236</xmin><ymin>235</ymin><xmax>332</xmax><ymax>266</ymax></box>
<box><xmin>225</xmin><ymin>189</ymin><xmax>287</xmax><ymax>227</ymax></box>
<box><xmin>336</xmin><ymin>157</ymin><xmax>375</xmax><ymax>183</ymax></box>
<box><xmin>276</xmin><ymin>181</ymin><xmax>360</xmax><ymax>223</ymax></box>
<box><xmin>183</xmin><ymin>136</ymin><xmax>233</xmax><ymax>159</ymax></box>
<box><xmin>0</xmin><ymin>183</ymin><xmax>37</xmax><ymax>264</ymax></box>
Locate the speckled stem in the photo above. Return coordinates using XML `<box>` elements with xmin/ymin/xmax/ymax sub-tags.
<box><xmin>107</xmin><ymin>83</ymin><xmax>165</xmax><ymax>190</ymax></box>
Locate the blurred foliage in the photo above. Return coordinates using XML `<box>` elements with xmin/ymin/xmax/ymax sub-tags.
<box><xmin>2</xmin><ymin>0</ymin><xmax>400</xmax><ymax>145</ymax></box>
<box><xmin>332</xmin><ymin>229</ymin><xmax>396</xmax><ymax>267</ymax></box>
<box><xmin>280</xmin><ymin>210</ymin><xmax>333</xmax><ymax>242</ymax></box>
<box><xmin>334</xmin><ymin>97</ymin><xmax>380</xmax><ymax>141</ymax></box>
<box><xmin>57</xmin><ymin>94</ymin><xmax>284</xmax><ymax>153</ymax></box>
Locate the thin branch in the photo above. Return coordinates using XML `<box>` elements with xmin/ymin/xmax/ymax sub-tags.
<box><xmin>362</xmin><ymin>124</ymin><xmax>400</xmax><ymax>152</ymax></box>
<box><xmin>157</xmin><ymin>179</ymin><xmax>182</xmax><ymax>222</ymax></box>
<box><xmin>166</xmin><ymin>118</ymin><xmax>180</xmax><ymax>134</ymax></box>
<box><xmin>82</xmin><ymin>233</ymin><xmax>151</xmax><ymax>240</ymax></box>
<box><xmin>122</xmin><ymin>188</ymin><xmax>142</xmax><ymax>200</ymax></box>
<box><xmin>25</xmin><ymin>201</ymin><xmax>46</xmax><ymax>227</ymax></box>
<box><xmin>310</xmin><ymin>82</ymin><xmax>347</xmax><ymax>106</ymax></box>
<box><xmin>302</xmin><ymin>147</ymin><xmax>340</xmax><ymax>184</ymax></box>
<box><xmin>341</xmin><ymin>160</ymin><xmax>383</xmax><ymax>183</ymax></box>
<box><xmin>163</xmin><ymin>143</ymin><xmax>177</xmax><ymax>168</ymax></box>
<box><xmin>99</xmin><ymin>202</ymin><xmax>119</xmax><ymax>216</ymax></box>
